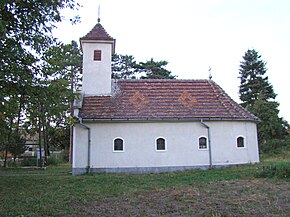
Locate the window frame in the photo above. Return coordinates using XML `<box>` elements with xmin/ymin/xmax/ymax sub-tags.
<box><xmin>113</xmin><ymin>137</ymin><xmax>125</xmax><ymax>152</ymax></box>
<box><xmin>236</xmin><ymin>135</ymin><xmax>246</xmax><ymax>149</ymax></box>
<box><xmin>155</xmin><ymin>137</ymin><xmax>167</xmax><ymax>152</ymax></box>
<box><xmin>198</xmin><ymin>136</ymin><xmax>208</xmax><ymax>150</ymax></box>
<box><xmin>93</xmin><ymin>50</ymin><xmax>102</xmax><ymax>61</ymax></box>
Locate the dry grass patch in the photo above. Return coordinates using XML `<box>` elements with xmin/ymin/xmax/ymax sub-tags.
<box><xmin>71</xmin><ymin>179</ymin><xmax>289</xmax><ymax>217</ymax></box>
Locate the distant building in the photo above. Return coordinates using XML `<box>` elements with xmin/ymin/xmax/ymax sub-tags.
<box><xmin>72</xmin><ymin>20</ymin><xmax>259</xmax><ymax>175</ymax></box>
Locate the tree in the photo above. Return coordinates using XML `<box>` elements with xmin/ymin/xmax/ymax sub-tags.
<box><xmin>139</xmin><ymin>58</ymin><xmax>177</xmax><ymax>79</ymax></box>
<box><xmin>0</xmin><ymin>1</ymin><xmax>79</xmax><ymax>98</ymax></box>
<box><xmin>239</xmin><ymin>49</ymin><xmax>289</xmax><ymax>152</ymax></box>
<box><xmin>239</xmin><ymin>49</ymin><xmax>276</xmax><ymax>108</ymax></box>
<box><xmin>111</xmin><ymin>56</ymin><xmax>176</xmax><ymax>79</ymax></box>
<box><xmin>112</xmin><ymin>54</ymin><xmax>139</xmax><ymax>79</ymax></box>
<box><xmin>41</xmin><ymin>41</ymin><xmax>82</xmax><ymax>163</ymax></box>
<box><xmin>0</xmin><ymin>1</ymin><xmax>79</xmax><ymax>166</ymax></box>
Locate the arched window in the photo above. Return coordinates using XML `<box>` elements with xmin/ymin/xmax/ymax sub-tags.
<box><xmin>237</xmin><ymin>136</ymin><xmax>245</xmax><ymax>148</ymax></box>
<box><xmin>156</xmin><ymin>138</ymin><xmax>166</xmax><ymax>151</ymax></box>
<box><xmin>198</xmin><ymin>137</ymin><xmax>208</xmax><ymax>150</ymax></box>
<box><xmin>114</xmin><ymin>138</ymin><xmax>124</xmax><ymax>152</ymax></box>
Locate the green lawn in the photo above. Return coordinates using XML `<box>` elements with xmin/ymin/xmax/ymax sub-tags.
<box><xmin>0</xmin><ymin>156</ymin><xmax>289</xmax><ymax>216</ymax></box>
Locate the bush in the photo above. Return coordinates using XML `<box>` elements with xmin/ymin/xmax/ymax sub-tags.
<box><xmin>260</xmin><ymin>139</ymin><xmax>290</xmax><ymax>154</ymax></box>
<box><xmin>255</xmin><ymin>162</ymin><xmax>290</xmax><ymax>179</ymax></box>
<box><xmin>20</xmin><ymin>157</ymin><xmax>37</xmax><ymax>167</ymax></box>
<box><xmin>47</xmin><ymin>156</ymin><xmax>65</xmax><ymax>166</ymax></box>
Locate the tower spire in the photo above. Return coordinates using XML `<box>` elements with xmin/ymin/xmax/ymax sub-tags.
<box><xmin>98</xmin><ymin>4</ymin><xmax>101</xmax><ymax>23</ymax></box>
<box><xmin>208</xmin><ymin>66</ymin><xmax>212</xmax><ymax>80</ymax></box>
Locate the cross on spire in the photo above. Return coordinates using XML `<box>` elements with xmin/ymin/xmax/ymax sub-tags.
<box><xmin>208</xmin><ymin>66</ymin><xmax>212</xmax><ymax>80</ymax></box>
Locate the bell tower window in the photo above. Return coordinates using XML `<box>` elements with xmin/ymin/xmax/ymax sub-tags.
<box><xmin>93</xmin><ymin>50</ymin><xmax>102</xmax><ymax>61</ymax></box>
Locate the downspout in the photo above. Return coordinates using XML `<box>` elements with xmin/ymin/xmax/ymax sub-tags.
<box><xmin>200</xmin><ymin>119</ymin><xmax>212</xmax><ymax>168</ymax></box>
<box><xmin>78</xmin><ymin>118</ymin><xmax>91</xmax><ymax>174</ymax></box>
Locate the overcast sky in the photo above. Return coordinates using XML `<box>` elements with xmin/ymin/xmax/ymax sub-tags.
<box><xmin>54</xmin><ymin>0</ymin><xmax>290</xmax><ymax>122</ymax></box>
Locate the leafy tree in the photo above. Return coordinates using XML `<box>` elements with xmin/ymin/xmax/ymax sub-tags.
<box><xmin>138</xmin><ymin>58</ymin><xmax>177</xmax><ymax>79</ymax></box>
<box><xmin>252</xmin><ymin>99</ymin><xmax>288</xmax><ymax>142</ymax></box>
<box><xmin>112</xmin><ymin>54</ymin><xmax>139</xmax><ymax>79</ymax></box>
<box><xmin>239</xmin><ymin>49</ymin><xmax>289</xmax><ymax>153</ymax></box>
<box><xmin>239</xmin><ymin>49</ymin><xmax>276</xmax><ymax>108</ymax></box>
<box><xmin>0</xmin><ymin>0</ymin><xmax>79</xmax><ymax>97</ymax></box>
<box><xmin>42</xmin><ymin>41</ymin><xmax>82</xmax><ymax>92</ymax></box>
<box><xmin>0</xmin><ymin>0</ymin><xmax>79</xmax><ymax>166</ymax></box>
<box><xmin>41</xmin><ymin>41</ymin><xmax>82</xmax><ymax>163</ymax></box>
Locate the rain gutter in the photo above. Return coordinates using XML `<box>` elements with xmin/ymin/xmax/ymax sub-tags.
<box><xmin>78</xmin><ymin>118</ymin><xmax>91</xmax><ymax>174</ymax></box>
<box><xmin>200</xmin><ymin>119</ymin><xmax>213</xmax><ymax>168</ymax></box>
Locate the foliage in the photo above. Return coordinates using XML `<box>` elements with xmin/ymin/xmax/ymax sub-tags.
<box><xmin>0</xmin><ymin>1</ymin><xmax>80</xmax><ymax>166</ymax></box>
<box><xmin>255</xmin><ymin>161</ymin><xmax>290</xmax><ymax>178</ymax></box>
<box><xmin>139</xmin><ymin>58</ymin><xmax>177</xmax><ymax>79</ymax></box>
<box><xmin>112</xmin><ymin>54</ymin><xmax>139</xmax><ymax>79</ymax></box>
<box><xmin>42</xmin><ymin>40</ymin><xmax>82</xmax><ymax>92</ymax></box>
<box><xmin>19</xmin><ymin>157</ymin><xmax>37</xmax><ymax>167</ymax></box>
<box><xmin>260</xmin><ymin>139</ymin><xmax>290</xmax><ymax>154</ymax></box>
<box><xmin>239</xmin><ymin>49</ymin><xmax>289</xmax><ymax>152</ymax></box>
<box><xmin>47</xmin><ymin>126</ymin><xmax>70</xmax><ymax>151</ymax></box>
<box><xmin>239</xmin><ymin>49</ymin><xmax>276</xmax><ymax>108</ymax></box>
<box><xmin>251</xmin><ymin>99</ymin><xmax>289</xmax><ymax>148</ymax></box>
<box><xmin>111</xmin><ymin>55</ymin><xmax>177</xmax><ymax>79</ymax></box>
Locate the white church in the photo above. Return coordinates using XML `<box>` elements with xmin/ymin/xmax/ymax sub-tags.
<box><xmin>72</xmin><ymin>20</ymin><xmax>260</xmax><ymax>175</ymax></box>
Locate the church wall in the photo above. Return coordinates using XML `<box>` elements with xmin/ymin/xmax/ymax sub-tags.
<box><xmin>72</xmin><ymin>120</ymin><xmax>259</xmax><ymax>175</ymax></box>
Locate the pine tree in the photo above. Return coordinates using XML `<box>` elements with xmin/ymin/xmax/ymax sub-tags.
<box><xmin>139</xmin><ymin>58</ymin><xmax>177</xmax><ymax>79</ymax></box>
<box><xmin>112</xmin><ymin>54</ymin><xmax>139</xmax><ymax>79</ymax></box>
<box><xmin>239</xmin><ymin>49</ymin><xmax>289</xmax><ymax>153</ymax></box>
<box><xmin>239</xmin><ymin>49</ymin><xmax>276</xmax><ymax>109</ymax></box>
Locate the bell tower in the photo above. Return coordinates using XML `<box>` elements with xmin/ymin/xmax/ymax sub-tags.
<box><xmin>80</xmin><ymin>19</ymin><xmax>115</xmax><ymax>95</ymax></box>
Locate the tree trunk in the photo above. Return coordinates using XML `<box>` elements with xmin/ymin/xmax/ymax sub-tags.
<box><xmin>13</xmin><ymin>99</ymin><xmax>23</xmax><ymax>162</ymax></box>
<box><xmin>4</xmin><ymin>119</ymin><xmax>13</xmax><ymax>167</ymax></box>
<box><xmin>38</xmin><ymin>101</ymin><xmax>43</xmax><ymax>168</ymax></box>
<box><xmin>41</xmin><ymin>103</ymin><xmax>48</xmax><ymax>166</ymax></box>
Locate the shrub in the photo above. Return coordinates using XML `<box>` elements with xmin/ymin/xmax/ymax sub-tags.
<box><xmin>260</xmin><ymin>139</ymin><xmax>290</xmax><ymax>154</ymax></box>
<box><xmin>47</xmin><ymin>156</ymin><xmax>65</xmax><ymax>166</ymax></box>
<box><xmin>255</xmin><ymin>162</ymin><xmax>290</xmax><ymax>179</ymax></box>
<box><xmin>20</xmin><ymin>157</ymin><xmax>37</xmax><ymax>167</ymax></box>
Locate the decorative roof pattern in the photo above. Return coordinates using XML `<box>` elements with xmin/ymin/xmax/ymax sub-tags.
<box><xmin>80</xmin><ymin>23</ymin><xmax>114</xmax><ymax>41</ymax></box>
<box><xmin>80</xmin><ymin>79</ymin><xmax>258</xmax><ymax>121</ymax></box>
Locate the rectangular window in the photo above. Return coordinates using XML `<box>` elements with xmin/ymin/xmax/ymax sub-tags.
<box><xmin>93</xmin><ymin>50</ymin><xmax>102</xmax><ymax>61</ymax></box>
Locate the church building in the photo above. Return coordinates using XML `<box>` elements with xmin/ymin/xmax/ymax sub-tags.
<box><xmin>72</xmin><ymin>20</ymin><xmax>260</xmax><ymax>175</ymax></box>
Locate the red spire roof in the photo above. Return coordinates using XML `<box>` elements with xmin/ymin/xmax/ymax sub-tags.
<box><xmin>81</xmin><ymin>22</ymin><xmax>114</xmax><ymax>41</ymax></box>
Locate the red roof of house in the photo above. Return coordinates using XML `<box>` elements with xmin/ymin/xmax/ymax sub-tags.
<box><xmin>80</xmin><ymin>22</ymin><xmax>114</xmax><ymax>41</ymax></box>
<box><xmin>79</xmin><ymin>79</ymin><xmax>258</xmax><ymax>121</ymax></box>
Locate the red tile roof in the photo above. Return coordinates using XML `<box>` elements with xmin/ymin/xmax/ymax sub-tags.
<box><xmin>80</xmin><ymin>23</ymin><xmax>114</xmax><ymax>41</ymax></box>
<box><xmin>80</xmin><ymin>79</ymin><xmax>258</xmax><ymax>121</ymax></box>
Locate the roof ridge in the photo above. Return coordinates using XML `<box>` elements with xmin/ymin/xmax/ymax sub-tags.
<box><xmin>207</xmin><ymin>80</ymin><xmax>234</xmax><ymax>116</ymax></box>
<box><xmin>209</xmin><ymin>80</ymin><xmax>258</xmax><ymax>120</ymax></box>
<box><xmin>114</xmin><ymin>79</ymin><xmax>210</xmax><ymax>82</ymax></box>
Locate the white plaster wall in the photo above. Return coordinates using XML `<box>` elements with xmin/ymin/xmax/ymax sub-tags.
<box><xmin>208</xmin><ymin>121</ymin><xmax>259</xmax><ymax>165</ymax></box>
<box><xmin>73</xmin><ymin>121</ymin><xmax>259</xmax><ymax>170</ymax></box>
<box><xmin>82</xmin><ymin>42</ymin><xmax>112</xmax><ymax>95</ymax></box>
<box><xmin>73</xmin><ymin>125</ymin><xmax>89</xmax><ymax>168</ymax></box>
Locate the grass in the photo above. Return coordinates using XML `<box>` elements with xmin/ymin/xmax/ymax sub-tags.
<box><xmin>0</xmin><ymin>157</ymin><xmax>289</xmax><ymax>216</ymax></box>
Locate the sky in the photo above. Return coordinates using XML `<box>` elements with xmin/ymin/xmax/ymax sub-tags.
<box><xmin>54</xmin><ymin>0</ymin><xmax>290</xmax><ymax>122</ymax></box>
